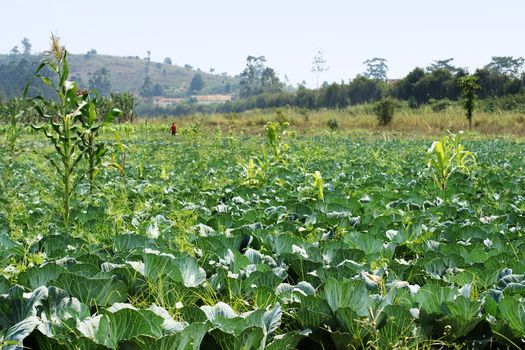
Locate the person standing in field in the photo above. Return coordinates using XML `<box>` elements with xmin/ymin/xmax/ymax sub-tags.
<box><xmin>170</xmin><ymin>122</ymin><xmax>177</xmax><ymax>136</ymax></box>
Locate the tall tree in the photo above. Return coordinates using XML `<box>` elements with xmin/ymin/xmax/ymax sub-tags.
<box><xmin>145</xmin><ymin>50</ymin><xmax>151</xmax><ymax>74</ymax></box>
<box><xmin>413</xmin><ymin>69</ymin><xmax>458</xmax><ymax>103</ymax></box>
<box><xmin>85</xmin><ymin>49</ymin><xmax>97</xmax><ymax>59</ymax></box>
<box><xmin>427</xmin><ymin>58</ymin><xmax>458</xmax><ymax>73</ymax></box>
<box><xmin>140</xmin><ymin>77</ymin><xmax>154</xmax><ymax>97</ymax></box>
<box><xmin>363</xmin><ymin>58</ymin><xmax>388</xmax><ymax>81</ymax></box>
<box><xmin>474</xmin><ymin>68</ymin><xmax>509</xmax><ymax>98</ymax></box>
<box><xmin>88</xmin><ymin>68</ymin><xmax>111</xmax><ymax>95</ymax></box>
<box><xmin>239</xmin><ymin>55</ymin><xmax>267</xmax><ymax>97</ymax></box>
<box><xmin>394</xmin><ymin>67</ymin><xmax>425</xmax><ymax>102</ymax></box>
<box><xmin>311</xmin><ymin>50</ymin><xmax>329</xmax><ymax>89</ymax></box>
<box><xmin>223</xmin><ymin>82</ymin><xmax>232</xmax><ymax>94</ymax></box>
<box><xmin>261</xmin><ymin>67</ymin><xmax>283</xmax><ymax>93</ymax></box>
<box><xmin>319</xmin><ymin>83</ymin><xmax>347</xmax><ymax>108</ymax></box>
<box><xmin>346</xmin><ymin>76</ymin><xmax>385</xmax><ymax>104</ymax></box>
<box><xmin>21</xmin><ymin>38</ymin><xmax>31</xmax><ymax>54</ymax></box>
<box><xmin>10</xmin><ymin>46</ymin><xmax>20</xmax><ymax>55</ymax></box>
<box><xmin>485</xmin><ymin>56</ymin><xmax>524</xmax><ymax>77</ymax></box>
<box><xmin>188</xmin><ymin>73</ymin><xmax>204</xmax><ymax>94</ymax></box>
<box><xmin>153</xmin><ymin>83</ymin><xmax>164</xmax><ymax>96</ymax></box>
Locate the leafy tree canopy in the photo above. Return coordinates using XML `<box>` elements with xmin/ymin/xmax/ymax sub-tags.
<box><xmin>427</xmin><ymin>58</ymin><xmax>458</xmax><ymax>73</ymax></box>
<box><xmin>88</xmin><ymin>68</ymin><xmax>111</xmax><ymax>96</ymax></box>
<box><xmin>188</xmin><ymin>73</ymin><xmax>204</xmax><ymax>94</ymax></box>
<box><xmin>485</xmin><ymin>56</ymin><xmax>524</xmax><ymax>77</ymax></box>
<box><xmin>363</xmin><ymin>57</ymin><xmax>388</xmax><ymax>81</ymax></box>
<box><xmin>21</xmin><ymin>38</ymin><xmax>31</xmax><ymax>55</ymax></box>
<box><xmin>239</xmin><ymin>56</ymin><xmax>282</xmax><ymax>98</ymax></box>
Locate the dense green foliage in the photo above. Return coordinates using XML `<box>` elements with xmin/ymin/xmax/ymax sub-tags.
<box><xmin>188</xmin><ymin>74</ymin><xmax>204</xmax><ymax>95</ymax></box>
<box><xmin>458</xmin><ymin>76</ymin><xmax>481</xmax><ymax>128</ymax></box>
<box><xmin>0</xmin><ymin>55</ymin><xmax>53</xmax><ymax>100</ymax></box>
<box><xmin>373</xmin><ymin>97</ymin><xmax>397</xmax><ymax>126</ymax></box>
<box><xmin>239</xmin><ymin>56</ymin><xmax>283</xmax><ymax>98</ymax></box>
<box><xmin>136</xmin><ymin>70</ymin><xmax>525</xmax><ymax>117</ymax></box>
<box><xmin>1</xmin><ymin>122</ymin><xmax>525</xmax><ymax>348</ymax></box>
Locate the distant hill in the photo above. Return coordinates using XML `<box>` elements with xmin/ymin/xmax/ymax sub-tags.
<box><xmin>0</xmin><ymin>52</ymin><xmax>239</xmax><ymax>100</ymax></box>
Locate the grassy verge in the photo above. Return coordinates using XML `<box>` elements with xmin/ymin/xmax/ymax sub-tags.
<box><xmin>142</xmin><ymin>106</ymin><xmax>525</xmax><ymax>139</ymax></box>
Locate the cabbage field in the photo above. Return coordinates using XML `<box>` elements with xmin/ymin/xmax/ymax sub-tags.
<box><xmin>1</xmin><ymin>127</ymin><xmax>525</xmax><ymax>349</ymax></box>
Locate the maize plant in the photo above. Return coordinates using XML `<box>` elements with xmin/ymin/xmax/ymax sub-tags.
<box><xmin>3</xmin><ymin>98</ymin><xmax>27</xmax><ymax>157</ymax></box>
<box><xmin>427</xmin><ymin>131</ymin><xmax>476</xmax><ymax>191</ymax></box>
<box><xmin>240</xmin><ymin>158</ymin><xmax>267</xmax><ymax>186</ymax></box>
<box><xmin>265</xmin><ymin>121</ymin><xmax>289</xmax><ymax>162</ymax></box>
<box><xmin>311</xmin><ymin>170</ymin><xmax>324</xmax><ymax>201</ymax></box>
<box><xmin>78</xmin><ymin>96</ymin><xmax>121</xmax><ymax>194</ymax></box>
<box><xmin>25</xmin><ymin>35</ymin><xmax>119</xmax><ymax>224</ymax></box>
<box><xmin>111</xmin><ymin>92</ymin><xmax>137</xmax><ymax>123</ymax></box>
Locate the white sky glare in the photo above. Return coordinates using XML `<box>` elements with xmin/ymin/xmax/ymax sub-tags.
<box><xmin>1</xmin><ymin>0</ymin><xmax>523</xmax><ymax>86</ymax></box>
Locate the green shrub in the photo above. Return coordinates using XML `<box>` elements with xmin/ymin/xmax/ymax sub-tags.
<box><xmin>327</xmin><ymin>118</ymin><xmax>339</xmax><ymax>131</ymax></box>
<box><xmin>373</xmin><ymin>97</ymin><xmax>397</xmax><ymax>126</ymax></box>
<box><xmin>429</xmin><ymin>98</ymin><xmax>452</xmax><ymax>112</ymax></box>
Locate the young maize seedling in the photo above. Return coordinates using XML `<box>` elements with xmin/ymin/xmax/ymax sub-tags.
<box><xmin>265</xmin><ymin>121</ymin><xmax>289</xmax><ymax>162</ymax></box>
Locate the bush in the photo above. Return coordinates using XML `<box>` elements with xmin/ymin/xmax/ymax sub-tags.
<box><xmin>327</xmin><ymin>118</ymin><xmax>339</xmax><ymax>131</ymax></box>
<box><xmin>374</xmin><ymin>97</ymin><xmax>397</xmax><ymax>126</ymax></box>
<box><xmin>481</xmin><ymin>99</ymin><xmax>497</xmax><ymax>113</ymax></box>
<box><xmin>429</xmin><ymin>98</ymin><xmax>452</xmax><ymax>112</ymax></box>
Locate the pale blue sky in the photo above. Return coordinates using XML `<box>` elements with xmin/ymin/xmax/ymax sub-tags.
<box><xmin>1</xmin><ymin>0</ymin><xmax>523</xmax><ymax>86</ymax></box>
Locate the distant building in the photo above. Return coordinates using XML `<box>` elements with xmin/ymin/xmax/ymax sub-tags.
<box><xmin>152</xmin><ymin>97</ymin><xmax>185</xmax><ymax>108</ymax></box>
<box><xmin>152</xmin><ymin>94</ymin><xmax>234</xmax><ymax>107</ymax></box>
<box><xmin>193</xmin><ymin>94</ymin><xmax>234</xmax><ymax>105</ymax></box>
<box><xmin>387</xmin><ymin>79</ymin><xmax>401</xmax><ymax>86</ymax></box>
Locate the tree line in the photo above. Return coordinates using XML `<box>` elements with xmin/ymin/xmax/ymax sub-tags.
<box><xmin>233</xmin><ymin>55</ymin><xmax>525</xmax><ymax>108</ymax></box>
<box><xmin>1</xmin><ymin>36</ymin><xmax>524</xmax><ymax>117</ymax></box>
<box><xmin>137</xmin><ymin>55</ymin><xmax>525</xmax><ymax>117</ymax></box>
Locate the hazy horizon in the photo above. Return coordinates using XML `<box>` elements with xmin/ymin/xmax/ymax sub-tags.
<box><xmin>2</xmin><ymin>0</ymin><xmax>523</xmax><ymax>86</ymax></box>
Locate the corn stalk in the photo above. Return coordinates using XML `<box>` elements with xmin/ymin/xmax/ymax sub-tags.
<box><xmin>25</xmin><ymin>35</ymin><xmax>119</xmax><ymax>224</ymax></box>
<box><xmin>427</xmin><ymin>131</ymin><xmax>476</xmax><ymax>193</ymax></box>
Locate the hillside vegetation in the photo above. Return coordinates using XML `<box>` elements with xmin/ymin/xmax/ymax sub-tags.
<box><xmin>0</xmin><ymin>53</ymin><xmax>238</xmax><ymax>99</ymax></box>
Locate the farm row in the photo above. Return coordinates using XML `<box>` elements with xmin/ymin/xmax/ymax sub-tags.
<box><xmin>1</xmin><ymin>131</ymin><xmax>524</xmax><ymax>349</ymax></box>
